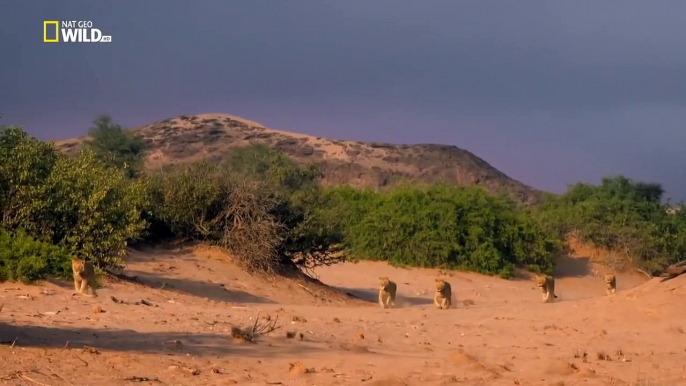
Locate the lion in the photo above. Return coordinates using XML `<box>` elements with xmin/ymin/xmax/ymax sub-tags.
<box><xmin>604</xmin><ymin>273</ymin><xmax>616</xmax><ymax>295</ymax></box>
<box><xmin>72</xmin><ymin>258</ymin><xmax>98</xmax><ymax>297</ymax></box>
<box><xmin>434</xmin><ymin>279</ymin><xmax>452</xmax><ymax>309</ymax></box>
<box><xmin>536</xmin><ymin>275</ymin><xmax>557</xmax><ymax>303</ymax></box>
<box><xmin>378</xmin><ymin>276</ymin><xmax>397</xmax><ymax>308</ymax></box>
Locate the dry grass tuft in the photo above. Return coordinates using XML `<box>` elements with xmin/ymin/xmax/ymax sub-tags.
<box><xmin>230</xmin><ymin>313</ymin><xmax>281</xmax><ymax>343</ymax></box>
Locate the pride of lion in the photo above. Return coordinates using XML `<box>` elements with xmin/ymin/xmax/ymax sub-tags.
<box><xmin>377</xmin><ymin>272</ymin><xmax>618</xmax><ymax>308</ymax></box>
<box><xmin>71</xmin><ymin>253</ymin><xmax>620</xmax><ymax>307</ymax></box>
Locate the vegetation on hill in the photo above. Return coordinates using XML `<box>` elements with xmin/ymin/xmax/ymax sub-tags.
<box><xmin>54</xmin><ymin>113</ymin><xmax>542</xmax><ymax>205</ymax></box>
<box><xmin>1</xmin><ymin>117</ymin><xmax>685</xmax><ymax>283</ymax></box>
<box><xmin>83</xmin><ymin>115</ymin><xmax>146</xmax><ymax>178</ymax></box>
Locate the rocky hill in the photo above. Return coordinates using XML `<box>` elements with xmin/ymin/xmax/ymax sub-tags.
<box><xmin>53</xmin><ymin>113</ymin><xmax>542</xmax><ymax>205</ymax></box>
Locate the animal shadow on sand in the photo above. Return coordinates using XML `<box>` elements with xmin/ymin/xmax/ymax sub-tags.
<box><xmin>43</xmin><ymin>276</ymin><xmax>77</xmax><ymax>290</ymax></box>
<box><xmin>123</xmin><ymin>244</ymin><xmax>196</xmax><ymax>263</ymax></box>
<box><xmin>111</xmin><ymin>270</ymin><xmax>275</xmax><ymax>304</ymax></box>
<box><xmin>334</xmin><ymin>286</ymin><xmax>433</xmax><ymax>307</ymax></box>
<box><xmin>553</xmin><ymin>255</ymin><xmax>593</xmax><ymax>278</ymax></box>
<box><xmin>0</xmin><ymin>322</ymin><xmax>318</xmax><ymax>358</ymax></box>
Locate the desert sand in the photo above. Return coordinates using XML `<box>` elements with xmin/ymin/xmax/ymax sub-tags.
<box><xmin>1</xmin><ymin>244</ymin><xmax>685</xmax><ymax>386</ymax></box>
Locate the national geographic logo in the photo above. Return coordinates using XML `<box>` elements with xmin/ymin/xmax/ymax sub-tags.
<box><xmin>44</xmin><ymin>20</ymin><xmax>112</xmax><ymax>43</ymax></box>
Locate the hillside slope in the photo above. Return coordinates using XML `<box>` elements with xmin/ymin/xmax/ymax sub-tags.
<box><xmin>53</xmin><ymin>113</ymin><xmax>542</xmax><ymax>204</ymax></box>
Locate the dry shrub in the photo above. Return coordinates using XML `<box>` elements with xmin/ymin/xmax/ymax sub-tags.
<box><xmin>290</xmin><ymin>244</ymin><xmax>346</xmax><ymax>276</ymax></box>
<box><xmin>230</xmin><ymin>313</ymin><xmax>281</xmax><ymax>343</ymax></box>
<box><xmin>147</xmin><ymin>146</ymin><xmax>342</xmax><ymax>276</ymax></box>
<box><xmin>218</xmin><ymin>181</ymin><xmax>284</xmax><ymax>274</ymax></box>
<box><xmin>148</xmin><ymin>163</ymin><xmax>286</xmax><ymax>275</ymax></box>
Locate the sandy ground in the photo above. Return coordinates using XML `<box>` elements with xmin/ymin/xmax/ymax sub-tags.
<box><xmin>1</xmin><ymin>245</ymin><xmax>685</xmax><ymax>386</ymax></box>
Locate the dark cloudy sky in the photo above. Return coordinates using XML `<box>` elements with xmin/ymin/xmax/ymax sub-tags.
<box><xmin>2</xmin><ymin>1</ymin><xmax>685</xmax><ymax>200</ymax></box>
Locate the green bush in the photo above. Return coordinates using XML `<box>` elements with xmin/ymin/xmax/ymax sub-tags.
<box><xmin>221</xmin><ymin>144</ymin><xmax>320</xmax><ymax>195</ymax></box>
<box><xmin>35</xmin><ymin>150</ymin><xmax>149</xmax><ymax>268</ymax></box>
<box><xmin>532</xmin><ymin>176</ymin><xmax>686</xmax><ymax>273</ymax></box>
<box><xmin>146</xmin><ymin>161</ymin><xmax>226</xmax><ymax>239</ymax></box>
<box><xmin>315</xmin><ymin>184</ymin><xmax>559</xmax><ymax>277</ymax></box>
<box><xmin>0</xmin><ymin>126</ymin><xmax>58</xmax><ymax>230</ymax></box>
<box><xmin>0</xmin><ymin>127</ymin><xmax>149</xmax><ymax>270</ymax></box>
<box><xmin>83</xmin><ymin>115</ymin><xmax>147</xmax><ymax>178</ymax></box>
<box><xmin>0</xmin><ymin>229</ymin><xmax>74</xmax><ymax>283</ymax></box>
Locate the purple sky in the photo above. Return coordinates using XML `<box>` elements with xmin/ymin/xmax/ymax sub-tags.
<box><xmin>2</xmin><ymin>1</ymin><xmax>685</xmax><ymax>201</ymax></box>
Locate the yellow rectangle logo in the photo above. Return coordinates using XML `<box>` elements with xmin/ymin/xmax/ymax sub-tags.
<box><xmin>44</xmin><ymin>21</ymin><xmax>59</xmax><ymax>43</ymax></box>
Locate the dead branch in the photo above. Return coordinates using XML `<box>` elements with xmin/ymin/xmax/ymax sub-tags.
<box><xmin>45</xmin><ymin>366</ymin><xmax>73</xmax><ymax>386</ymax></box>
<box><xmin>231</xmin><ymin>313</ymin><xmax>281</xmax><ymax>343</ymax></box>
<box><xmin>289</xmin><ymin>245</ymin><xmax>346</xmax><ymax>272</ymax></box>
<box><xmin>70</xmin><ymin>354</ymin><xmax>88</xmax><ymax>367</ymax></box>
<box><xmin>253</xmin><ymin>313</ymin><xmax>281</xmax><ymax>335</ymax></box>
<box><xmin>123</xmin><ymin>376</ymin><xmax>162</xmax><ymax>383</ymax></box>
<box><xmin>634</xmin><ymin>267</ymin><xmax>653</xmax><ymax>280</ymax></box>
<box><xmin>82</xmin><ymin>346</ymin><xmax>101</xmax><ymax>354</ymax></box>
<box><xmin>300</xmin><ymin>265</ymin><xmax>320</xmax><ymax>280</ymax></box>
<box><xmin>138</xmin><ymin>299</ymin><xmax>155</xmax><ymax>307</ymax></box>
<box><xmin>298</xmin><ymin>283</ymin><xmax>316</xmax><ymax>297</ymax></box>
<box><xmin>659</xmin><ymin>259</ymin><xmax>686</xmax><ymax>279</ymax></box>
<box><xmin>105</xmin><ymin>271</ymin><xmax>142</xmax><ymax>284</ymax></box>
<box><xmin>109</xmin><ymin>296</ymin><xmax>156</xmax><ymax>307</ymax></box>
<box><xmin>13</xmin><ymin>372</ymin><xmax>51</xmax><ymax>386</ymax></box>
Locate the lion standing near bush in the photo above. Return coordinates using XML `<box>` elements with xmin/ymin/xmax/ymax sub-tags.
<box><xmin>72</xmin><ymin>258</ymin><xmax>98</xmax><ymax>297</ymax></box>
